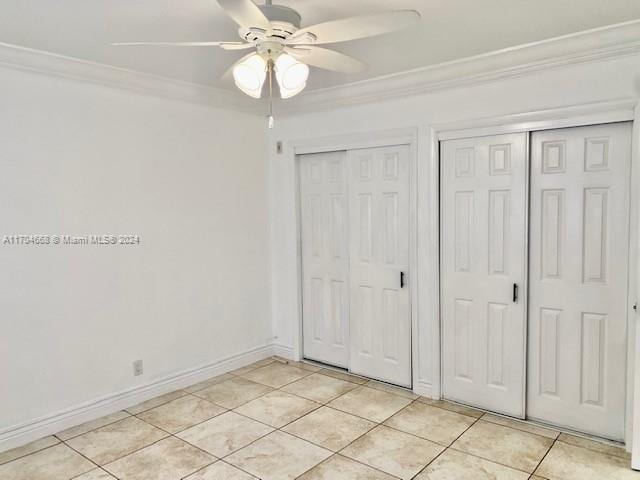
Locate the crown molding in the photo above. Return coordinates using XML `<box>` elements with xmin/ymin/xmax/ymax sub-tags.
<box><xmin>0</xmin><ymin>42</ymin><xmax>261</xmax><ymax>114</ymax></box>
<box><xmin>278</xmin><ymin>19</ymin><xmax>640</xmax><ymax>116</ymax></box>
<box><xmin>2</xmin><ymin>19</ymin><xmax>640</xmax><ymax>116</ymax></box>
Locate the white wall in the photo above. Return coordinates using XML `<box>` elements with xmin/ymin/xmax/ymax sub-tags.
<box><xmin>268</xmin><ymin>54</ymin><xmax>640</xmax><ymax>395</ymax></box>
<box><xmin>0</xmin><ymin>67</ymin><xmax>271</xmax><ymax>434</ymax></box>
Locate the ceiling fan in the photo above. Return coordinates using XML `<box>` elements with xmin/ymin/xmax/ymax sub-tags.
<box><xmin>114</xmin><ymin>0</ymin><xmax>421</xmax><ymax>102</ymax></box>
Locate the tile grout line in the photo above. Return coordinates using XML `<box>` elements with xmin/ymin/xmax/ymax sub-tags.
<box><xmin>204</xmin><ymin>382</ymin><xmax>417</xmax><ymax>478</ymax></box>
<box><xmin>0</xmin><ymin>386</ymin><xmax>471</xmax><ymax>479</ymax></box>
<box><xmin>0</xmin><ymin>439</ymin><xmax>62</xmax><ymax>467</ymax></box>
<box><xmin>61</xmin><ymin>439</ymin><xmax>110</xmax><ymax>478</ymax></box>
<box><xmin>555</xmin><ymin>436</ymin><xmax>632</xmax><ymax>461</ymax></box>
<box><xmin>408</xmin><ymin>407</ymin><xmax>484</xmax><ymax>479</ymax></box>
<box><xmin>0</xmin><ymin>358</ymin><xmax>272</xmax><ymax>477</ymax></box>
<box><xmin>0</xmin><ymin>378</ymin><xmax>478</xmax><ymax>478</ymax></box>
<box><xmin>293</xmin><ymin>453</ymin><xmax>404</xmax><ymax>480</ymax></box>
<box><xmin>5</xmin><ymin>357</ymin><xmax>626</xmax><ymax>479</ymax></box>
<box><xmin>54</xmin><ymin>413</ymin><xmax>133</xmax><ymax>443</ymax></box>
<box><xmin>416</xmin><ymin>398</ymin><xmax>486</xmax><ymax>420</ymax></box>
<box><xmin>529</xmin><ymin>436</ymin><xmax>558</xmax><ymax>478</ymax></box>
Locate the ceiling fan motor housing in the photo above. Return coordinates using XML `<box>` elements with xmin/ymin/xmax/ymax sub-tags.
<box><xmin>240</xmin><ymin>4</ymin><xmax>305</xmax><ymax>57</ymax></box>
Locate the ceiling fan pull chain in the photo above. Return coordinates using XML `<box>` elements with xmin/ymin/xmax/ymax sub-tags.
<box><xmin>267</xmin><ymin>58</ymin><xmax>275</xmax><ymax>129</ymax></box>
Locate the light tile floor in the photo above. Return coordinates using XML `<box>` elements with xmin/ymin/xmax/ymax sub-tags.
<box><xmin>1</xmin><ymin>356</ymin><xmax>638</xmax><ymax>480</ymax></box>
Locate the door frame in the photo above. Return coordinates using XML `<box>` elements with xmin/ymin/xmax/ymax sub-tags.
<box><xmin>429</xmin><ymin>98</ymin><xmax>639</xmax><ymax>450</ymax></box>
<box><xmin>291</xmin><ymin>128</ymin><xmax>419</xmax><ymax>388</ymax></box>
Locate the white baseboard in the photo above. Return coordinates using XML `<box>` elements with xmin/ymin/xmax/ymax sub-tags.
<box><xmin>271</xmin><ymin>343</ymin><xmax>295</xmax><ymax>361</ymax></box>
<box><xmin>0</xmin><ymin>344</ymin><xmax>276</xmax><ymax>453</ymax></box>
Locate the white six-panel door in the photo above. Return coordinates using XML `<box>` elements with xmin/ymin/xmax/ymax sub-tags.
<box><xmin>299</xmin><ymin>146</ymin><xmax>412</xmax><ymax>387</ymax></box>
<box><xmin>299</xmin><ymin>151</ymin><xmax>350</xmax><ymax>368</ymax></box>
<box><xmin>441</xmin><ymin>133</ymin><xmax>528</xmax><ymax>417</ymax></box>
<box><xmin>527</xmin><ymin>123</ymin><xmax>632</xmax><ymax>440</ymax></box>
<box><xmin>348</xmin><ymin>145</ymin><xmax>411</xmax><ymax>387</ymax></box>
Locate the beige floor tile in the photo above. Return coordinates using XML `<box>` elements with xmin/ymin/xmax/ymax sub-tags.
<box><xmin>298</xmin><ymin>454</ymin><xmax>397</xmax><ymax>480</ymax></box>
<box><xmin>234</xmin><ymin>390</ymin><xmax>319</xmax><ymax>428</ymax></box>
<box><xmin>184</xmin><ymin>373</ymin><xmax>235</xmax><ymax>393</ymax></box>
<box><xmin>184</xmin><ymin>461</ymin><xmax>257</xmax><ymax>479</ymax></box>
<box><xmin>341</xmin><ymin>425</ymin><xmax>443</xmax><ymax>480</ymax></box>
<box><xmin>225</xmin><ymin>431</ymin><xmax>332</xmax><ymax>480</ymax></box>
<box><xmin>193</xmin><ymin>377</ymin><xmax>272</xmax><ymax>409</ymax></box>
<box><xmin>365</xmin><ymin>380</ymin><xmax>418</xmax><ymax>400</ymax></box>
<box><xmin>104</xmin><ymin>436</ymin><xmax>213</xmax><ymax>480</ymax></box>
<box><xmin>74</xmin><ymin>468</ymin><xmax>118</xmax><ymax>479</ymax></box>
<box><xmin>535</xmin><ymin>441</ymin><xmax>639</xmax><ymax>480</ymax></box>
<box><xmin>281</xmin><ymin>373</ymin><xmax>358</xmax><ymax>403</ymax></box>
<box><xmin>230</xmin><ymin>365</ymin><xmax>258</xmax><ymax>376</ymax></box>
<box><xmin>385</xmin><ymin>401</ymin><xmax>476</xmax><ymax>445</ymax></box>
<box><xmin>57</xmin><ymin>411</ymin><xmax>132</xmax><ymax>441</ymax></box>
<box><xmin>451</xmin><ymin>420</ymin><xmax>553</xmax><ymax>473</ymax></box>
<box><xmin>125</xmin><ymin>390</ymin><xmax>187</xmax><ymax>415</ymax></box>
<box><xmin>327</xmin><ymin>386</ymin><xmax>412</xmax><ymax>423</ymax></box>
<box><xmin>318</xmin><ymin>369</ymin><xmax>369</xmax><ymax>385</ymax></box>
<box><xmin>177</xmin><ymin>411</ymin><xmax>274</xmax><ymax>457</ymax></box>
<box><xmin>273</xmin><ymin>358</ymin><xmax>323</xmax><ymax>372</ymax></box>
<box><xmin>0</xmin><ymin>443</ymin><xmax>95</xmax><ymax>480</ymax></box>
<box><xmin>0</xmin><ymin>436</ymin><xmax>59</xmax><ymax>465</ymax></box>
<box><xmin>417</xmin><ymin>397</ymin><xmax>484</xmax><ymax>419</ymax></box>
<box><xmin>415</xmin><ymin>448</ymin><xmax>529</xmax><ymax>479</ymax></box>
<box><xmin>252</xmin><ymin>357</ymin><xmax>279</xmax><ymax>368</ymax></box>
<box><xmin>240</xmin><ymin>362</ymin><xmax>312</xmax><ymax>388</ymax></box>
<box><xmin>66</xmin><ymin>416</ymin><xmax>168</xmax><ymax>465</ymax></box>
<box><xmin>482</xmin><ymin>414</ymin><xmax>559</xmax><ymax>439</ymax></box>
<box><xmin>137</xmin><ymin>394</ymin><xmax>226</xmax><ymax>433</ymax></box>
<box><xmin>230</xmin><ymin>358</ymin><xmax>276</xmax><ymax>376</ymax></box>
<box><xmin>558</xmin><ymin>433</ymin><xmax>630</xmax><ymax>459</ymax></box>
<box><xmin>282</xmin><ymin>406</ymin><xmax>375</xmax><ymax>451</ymax></box>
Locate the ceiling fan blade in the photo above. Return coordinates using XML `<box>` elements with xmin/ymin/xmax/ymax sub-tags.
<box><xmin>286</xmin><ymin>46</ymin><xmax>365</xmax><ymax>74</ymax></box>
<box><xmin>288</xmin><ymin>10</ymin><xmax>420</xmax><ymax>45</ymax></box>
<box><xmin>217</xmin><ymin>0</ymin><xmax>271</xmax><ymax>30</ymax></box>
<box><xmin>112</xmin><ymin>41</ymin><xmax>247</xmax><ymax>48</ymax></box>
<box><xmin>220</xmin><ymin>43</ymin><xmax>255</xmax><ymax>50</ymax></box>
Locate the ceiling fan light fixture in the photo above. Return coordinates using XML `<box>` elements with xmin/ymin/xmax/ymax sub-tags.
<box><xmin>275</xmin><ymin>53</ymin><xmax>309</xmax><ymax>99</ymax></box>
<box><xmin>233</xmin><ymin>53</ymin><xmax>267</xmax><ymax>98</ymax></box>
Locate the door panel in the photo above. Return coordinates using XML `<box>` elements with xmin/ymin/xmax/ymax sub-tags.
<box><xmin>441</xmin><ymin>133</ymin><xmax>528</xmax><ymax>417</ymax></box>
<box><xmin>349</xmin><ymin>145</ymin><xmax>411</xmax><ymax>387</ymax></box>
<box><xmin>528</xmin><ymin>123</ymin><xmax>632</xmax><ymax>441</ymax></box>
<box><xmin>300</xmin><ymin>151</ymin><xmax>349</xmax><ymax>368</ymax></box>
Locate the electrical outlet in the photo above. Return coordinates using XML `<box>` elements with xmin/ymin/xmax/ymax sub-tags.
<box><xmin>133</xmin><ymin>359</ymin><xmax>143</xmax><ymax>376</ymax></box>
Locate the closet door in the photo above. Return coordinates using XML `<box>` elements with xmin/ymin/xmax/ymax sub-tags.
<box><xmin>528</xmin><ymin>123</ymin><xmax>632</xmax><ymax>440</ymax></box>
<box><xmin>441</xmin><ymin>133</ymin><xmax>528</xmax><ymax>417</ymax></box>
<box><xmin>348</xmin><ymin>145</ymin><xmax>412</xmax><ymax>387</ymax></box>
<box><xmin>300</xmin><ymin>151</ymin><xmax>349</xmax><ymax>368</ymax></box>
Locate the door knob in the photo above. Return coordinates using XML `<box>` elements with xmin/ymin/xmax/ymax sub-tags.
<box><xmin>513</xmin><ymin>283</ymin><xmax>519</xmax><ymax>303</ymax></box>
<box><xmin>400</xmin><ymin>271</ymin><xmax>406</xmax><ymax>289</ymax></box>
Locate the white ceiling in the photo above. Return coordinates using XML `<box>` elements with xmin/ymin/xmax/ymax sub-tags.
<box><xmin>2</xmin><ymin>0</ymin><xmax>640</xmax><ymax>92</ymax></box>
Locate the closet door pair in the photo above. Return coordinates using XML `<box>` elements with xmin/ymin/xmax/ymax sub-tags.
<box><xmin>440</xmin><ymin>123</ymin><xmax>631</xmax><ymax>441</ymax></box>
<box><xmin>299</xmin><ymin>145</ymin><xmax>412</xmax><ymax>387</ymax></box>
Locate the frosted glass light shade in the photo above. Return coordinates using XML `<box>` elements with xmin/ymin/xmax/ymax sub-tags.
<box><xmin>275</xmin><ymin>53</ymin><xmax>309</xmax><ymax>99</ymax></box>
<box><xmin>233</xmin><ymin>54</ymin><xmax>267</xmax><ymax>98</ymax></box>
